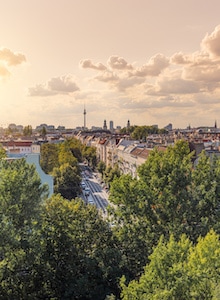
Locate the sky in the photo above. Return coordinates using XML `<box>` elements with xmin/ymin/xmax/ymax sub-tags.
<box><xmin>1</xmin><ymin>0</ymin><xmax>220</xmax><ymax>130</ymax></box>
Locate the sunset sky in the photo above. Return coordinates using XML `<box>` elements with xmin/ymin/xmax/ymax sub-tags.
<box><xmin>1</xmin><ymin>0</ymin><xmax>220</xmax><ymax>130</ymax></box>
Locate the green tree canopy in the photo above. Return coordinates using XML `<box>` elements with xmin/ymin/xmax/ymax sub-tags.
<box><xmin>52</xmin><ymin>163</ymin><xmax>81</xmax><ymax>199</ymax></box>
<box><xmin>0</xmin><ymin>161</ymin><xmax>122</xmax><ymax>299</ymax></box>
<box><xmin>23</xmin><ymin>125</ymin><xmax>32</xmax><ymax>137</ymax></box>
<box><xmin>40</xmin><ymin>142</ymin><xmax>59</xmax><ymax>174</ymax></box>
<box><xmin>109</xmin><ymin>140</ymin><xmax>220</xmax><ymax>279</ymax></box>
<box><xmin>97</xmin><ymin>161</ymin><xmax>106</xmax><ymax>176</ymax></box>
<box><xmin>0</xmin><ymin>158</ymin><xmax>48</xmax><ymax>231</ymax></box>
<box><xmin>121</xmin><ymin>230</ymin><xmax>220</xmax><ymax>300</ymax></box>
<box><xmin>0</xmin><ymin>159</ymin><xmax>48</xmax><ymax>298</ymax></box>
<box><xmin>0</xmin><ymin>144</ymin><xmax>6</xmax><ymax>159</ymax></box>
<box><xmin>32</xmin><ymin>195</ymin><xmax>122</xmax><ymax>299</ymax></box>
<box><xmin>82</xmin><ymin>146</ymin><xmax>97</xmax><ymax>169</ymax></box>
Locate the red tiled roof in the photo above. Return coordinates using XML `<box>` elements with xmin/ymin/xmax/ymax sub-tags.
<box><xmin>2</xmin><ymin>141</ymin><xmax>32</xmax><ymax>147</ymax></box>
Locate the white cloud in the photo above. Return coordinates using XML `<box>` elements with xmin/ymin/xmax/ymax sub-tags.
<box><xmin>201</xmin><ymin>25</ymin><xmax>220</xmax><ymax>58</ymax></box>
<box><xmin>107</xmin><ymin>55</ymin><xmax>133</xmax><ymax>70</ymax></box>
<box><xmin>79</xmin><ymin>59</ymin><xmax>106</xmax><ymax>70</ymax></box>
<box><xmin>0</xmin><ymin>48</ymin><xmax>26</xmax><ymax>78</ymax></box>
<box><xmin>115</xmin><ymin>76</ymin><xmax>145</xmax><ymax>92</ymax></box>
<box><xmin>28</xmin><ymin>75</ymin><xmax>79</xmax><ymax>97</ymax></box>
<box><xmin>171</xmin><ymin>52</ymin><xmax>192</xmax><ymax>65</ymax></box>
<box><xmin>0</xmin><ymin>48</ymin><xmax>26</xmax><ymax>66</ymax></box>
<box><xmin>157</xmin><ymin>77</ymin><xmax>201</xmax><ymax>94</ymax></box>
<box><xmin>131</xmin><ymin>53</ymin><xmax>169</xmax><ymax>77</ymax></box>
<box><xmin>94</xmin><ymin>70</ymin><xmax>119</xmax><ymax>83</ymax></box>
<box><xmin>48</xmin><ymin>75</ymin><xmax>79</xmax><ymax>93</ymax></box>
<box><xmin>27</xmin><ymin>84</ymin><xmax>57</xmax><ymax>97</ymax></box>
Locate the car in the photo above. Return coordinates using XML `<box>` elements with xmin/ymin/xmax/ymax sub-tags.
<box><xmin>81</xmin><ymin>182</ymin><xmax>86</xmax><ymax>189</ymax></box>
<box><xmin>85</xmin><ymin>187</ymin><xmax>90</xmax><ymax>196</ymax></box>
<box><xmin>88</xmin><ymin>199</ymin><xmax>94</xmax><ymax>205</ymax></box>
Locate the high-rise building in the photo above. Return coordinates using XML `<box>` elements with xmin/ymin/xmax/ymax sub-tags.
<box><xmin>109</xmin><ymin>120</ymin><xmax>114</xmax><ymax>131</ymax></box>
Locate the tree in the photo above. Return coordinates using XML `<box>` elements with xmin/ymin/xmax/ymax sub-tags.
<box><xmin>0</xmin><ymin>159</ymin><xmax>48</xmax><ymax>298</ymax></box>
<box><xmin>82</xmin><ymin>146</ymin><xmax>97</xmax><ymax>169</ymax></box>
<box><xmin>109</xmin><ymin>140</ymin><xmax>220</xmax><ymax>280</ymax></box>
<box><xmin>104</xmin><ymin>164</ymin><xmax>121</xmax><ymax>187</ymax></box>
<box><xmin>40</xmin><ymin>143</ymin><xmax>59</xmax><ymax>174</ymax></box>
<box><xmin>35</xmin><ymin>195</ymin><xmax>121</xmax><ymax>299</ymax></box>
<box><xmin>0</xmin><ymin>144</ymin><xmax>6</xmax><ymax>159</ymax></box>
<box><xmin>0</xmin><ymin>159</ymin><xmax>48</xmax><ymax>231</ymax></box>
<box><xmin>58</xmin><ymin>138</ymin><xmax>83</xmax><ymax>163</ymax></box>
<box><xmin>97</xmin><ymin>161</ymin><xmax>106</xmax><ymax>177</ymax></box>
<box><xmin>23</xmin><ymin>125</ymin><xmax>32</xmax><ymax>136</ymax></box>
<box><xmin>0</xmin><ymin>163</ymin><xmax>122</xmax><ymax>299</ymax></box>
<box><xmin>41</xmin><ymin>126</ymin><xmax>47</xmax><ymax>139</ymax></box>
<box><xmin>190</xmin><ymin>151</ymin><xmax>220</xmax><ymax>238</ymax></box>
<box><xmin>109</xmin><ymin>175</ymin><xmax>155</xmax><ymax>279</ymax></box>
<box><xmin>58</xmin><ymin>142</ymin><xmax>79</xmax><ymax>167</ymax></box>
<box><xmin>120</xmin><ymin>230</ymin><xmax>220</xmax><ymax>300</ymax></box>
<box><xmin>136</xmin><ymin>140</ymin><xmax>220</xmax><ymax>241</ymax></box>
<box><xmin>52</xmin><ymin>163</ymin><xmax>81</xmax><ymax>200</ymax></box>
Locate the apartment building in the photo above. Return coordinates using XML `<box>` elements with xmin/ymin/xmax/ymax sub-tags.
<box><xmin>1</xmin><ymin>139</ymin><xmax>53</xmax><ymax>197</ymax></box>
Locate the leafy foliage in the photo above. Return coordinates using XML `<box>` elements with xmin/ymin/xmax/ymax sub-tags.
<box><xmin>0</xmin><ymin>144</ymin><xmax>6</xmax><ymax>159</ymax></box>
<box><xmin>0</xmin><ymin>160</ymin><xmax>121</xmax><ymax>299</ymax></box>
<box><xmin>0</xmin><ymin>159</ymin><xmax>48</xmax><ymax>298</ymax></box>
<box><xmin>109</xmin><ymin>140</ymin><xmax>220</xmax><ymax>280</ymax></box>
<box><xmin>40</xmin><ymin>142</ymin><xmax>59</xmax><ymax>173</ymax></box>
<box><xmin>40</xmin><ymin>138</ymin><xmax>97</xmax><ymax>200</ymax></box>
<box><xmin>82</xmin><ymin>146</ymin><xmax>97</xmax><ymax>169</ymax></box>
<box><xmin>120</xmin><ymin>125</ymin><xmax>168</xmax><ymax>139</ymax></box>
<box><xmin>120</xmin><ymin>230</ymin><xmax>220</xmax><ymax>300</ymax></box>
<box><xmin>37</xmin><ymin>195</ymin><xmax>121</xmax><ymax>299</ymax></box>
<box><xmin>23</xmin><ymin>125</ymin><xmax>32</xmax><ymax>137</ymax></box>
<box><xmin>52</xmin><ymin>163</ymin><xmax>81</xmax><ymax>199</ymax></box>
<box><xmin>97</xmin><ymin>161</ymin><xmax>106</xmax><ymax>176</ymax></box>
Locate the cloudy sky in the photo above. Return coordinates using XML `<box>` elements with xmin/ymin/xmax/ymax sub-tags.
<box><xmin>1</xmin><ymin>0</ymin><xmax>220</xmax><ymax>129</ymax></box>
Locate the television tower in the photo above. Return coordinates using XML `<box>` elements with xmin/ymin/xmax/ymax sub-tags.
<box><xmin>83</xmin><ymin>105</ymin><xmax>86</xmax><ymax>130</ymax></box>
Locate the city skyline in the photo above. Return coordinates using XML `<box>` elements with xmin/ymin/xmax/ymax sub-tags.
<box><xmin>1</xmin><ymin>1</ymin><xmax>220</xmax><ymax>129</ymax></box>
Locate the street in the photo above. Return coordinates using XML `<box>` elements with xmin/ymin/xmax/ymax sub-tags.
<box><xmin>81</xmin><ymin>169</ymin><xmax>109</xmax><ymax>214</ymax></box>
